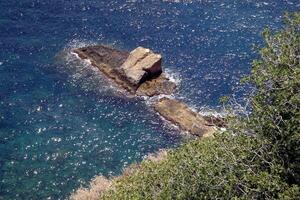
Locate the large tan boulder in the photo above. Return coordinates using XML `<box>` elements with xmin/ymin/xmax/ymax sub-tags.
<box><xmin>154</xmin><ymin>98</ymin><xmax>215</xmax><ymax>137</ymax></box>
<box><xmin>121</xmin><ymin>47</ymin><xmax>150</xmax><ymax>70</ymax></box>
<box><xmin>121</xmin><ymin>47</ymin><xmax>162</xmax><ymax>86</ymax></box>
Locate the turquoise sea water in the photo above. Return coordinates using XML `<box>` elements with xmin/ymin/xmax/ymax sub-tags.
<box><xmin>0</xmin><ymin>1</ymin><xmax>299</xmax><ymax>199</ymax></box>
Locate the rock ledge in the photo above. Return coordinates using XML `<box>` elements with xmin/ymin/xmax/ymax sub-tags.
<box><xmin>154</xmin><ymin>98</ymin><xmax>215</xmax><ymax>137</ymax></box>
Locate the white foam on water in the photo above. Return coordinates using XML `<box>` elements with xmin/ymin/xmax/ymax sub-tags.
<box><xmin>71</xmin><ymin>51</ymin><xmax>93</xmax><ymax>67</ymax></box>
<box><xmin>164</xmin><ymin>68</ymin><xmax>182</xmax><ymax>86</ymax></box>
<box><xmin>172</xmin><ymin>94</ymin><xmax>227</xmax><ymax>120</ymax></box>
<box><xmin>144</xmin><ymin>94</ymin><xmax>176</xmax><ymax>107</ymax></box>
<box><xmin>198</xmin><ymin>106</ymin><xmax>227</xmax><ymax>118</ymax></box>
<box><xmin>64</xmin><ymin>39</ymin><xmax>97</xmax><ymax>50</ymax></box>
<box><xmin>162</xmin><ymin>0</ymin><xmax>193</xmax><ymax>3</ymax></box>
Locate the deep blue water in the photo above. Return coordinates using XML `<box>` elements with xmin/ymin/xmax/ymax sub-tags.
<box><xmin>0</xmin><ymin>0</ymin><xmax>299</xmax><ymax>199</ymax></box>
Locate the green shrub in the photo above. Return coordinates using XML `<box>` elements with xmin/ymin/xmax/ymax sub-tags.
<box><xmin>100</xmin><ymin>134</ymin><xmax>298</xmax><ymax>199</ymax></box>
<box><xmin>238</xmin><ymin>12</ymin><xmax>300</xmax><ymax>184</ymax></box>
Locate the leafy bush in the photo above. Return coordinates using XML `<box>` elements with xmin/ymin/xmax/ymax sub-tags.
<box><xmin>238</xmin><ymin>12</ymin><xmax>300</xmax><ymax>184</ymax></box>
<box><xmin>100</xmin><ymin>134</ymin><xmax>298</xmax><ymax>199</ymax></box>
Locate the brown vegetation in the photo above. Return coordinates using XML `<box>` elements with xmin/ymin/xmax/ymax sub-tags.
<box><xmin>69</xmin><ymin>176</ymin><xmax>111</xmax><ymax>200</ymax></box>
<box><xmin>69</xmin><ymin>149</ymin><xmax>168</xmax><ymax>200</ymax></box>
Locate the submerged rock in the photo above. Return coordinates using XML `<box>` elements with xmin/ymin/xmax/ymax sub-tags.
<box><xmin>154</xmin><ymin>97</ymin><xmax>215</xmax><ymax>137</ymax></box>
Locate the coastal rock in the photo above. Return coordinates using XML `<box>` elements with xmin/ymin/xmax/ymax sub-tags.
<box><xmin>154</xmin><ymin>98</ymin><xmax>215</xmax><ymax>137</ymax></box>
<box><xmin>72</xmin><ymin>45</ymin><xmax>219</xmax><ymax>136</ymax></box>
<box><xmin>73</xmin><ymin>45</ymin><xmax>170</xmax><ymax>96</ymax></box>
<box><xmin>136</xmin><ymin>74</ymin><xmax>176</xmax><ymax>97</ymax></box>
<box><xmin>70</xmin><ymin>176</ymin><xmax>111</xmax><ymax>200</ymax></box>
<box><xmin>121</xmin><ymin>47</ymin><xmax>162</xmax><ymax>86</ymax></box>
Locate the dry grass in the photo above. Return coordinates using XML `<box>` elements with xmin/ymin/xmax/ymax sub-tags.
<box><xmin>145</xmin><ymin>149</ymin><xmax>168</xmax><ymax>163</ymax></box>
<box><xmin>69</xmin><ymin>149</ymin><xmax>169</xmax><ymax>200</ymax></box>
<box><xmin>69</xmin><ymin>176</ymin><xmax>111</xmax><ymax>200</ymax></box>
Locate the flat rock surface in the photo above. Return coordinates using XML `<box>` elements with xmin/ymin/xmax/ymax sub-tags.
<box><xmin>74</xmin><ymin>45</ymin><xmax>129</xmax><ymax>69</ymax></box>
<box><xmin>74</xmin><ymin>45</ymin><xmax>137</xmax><ymax>93</ymax></box>
<box><xmin>154</xmin><ymin>98</ymin><xmax>214</xmax><ymax>137</ymax></box>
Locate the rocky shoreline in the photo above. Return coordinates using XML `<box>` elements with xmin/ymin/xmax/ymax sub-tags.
<box><xmin>73</xmin><ymin>45</ymin><xmax>218</xmax><ymax>137</ymax></box>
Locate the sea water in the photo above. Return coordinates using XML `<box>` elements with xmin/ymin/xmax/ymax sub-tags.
<box><xmin>0</xmin><ymin>0</ymin><xmax>298</xmax><ymax>199</ymax></box>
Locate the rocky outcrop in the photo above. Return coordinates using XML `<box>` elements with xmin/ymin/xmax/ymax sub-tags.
<box><xmin>73</xmin><ymin>44</ymin><xmax>220</xmax><ymax>137</ymax></box>
<box><xmin>154</xmin><ymin>98</ymin><xmax>215</xmax><ymax>137</ymax></box>
<box><xmin>73</xmin><ymin>45</ymin><xmax>173</xmax><ymax>95</ymax></box>
<box><xmin>203</xmin><ymin>115</ymin><xmax>226</xmax><ymax>128</ymax></box>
